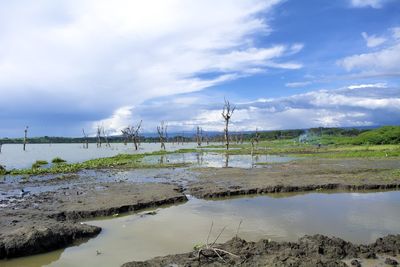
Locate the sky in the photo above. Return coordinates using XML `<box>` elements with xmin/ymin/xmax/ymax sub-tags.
<box><xmin>0</xmin><ymin>0</ymin><xmax>399</xmax><ymax>137</ymax></box>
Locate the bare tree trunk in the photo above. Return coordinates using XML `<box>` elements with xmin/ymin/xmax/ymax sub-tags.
<box><xmin>222</xmin><ymin>99</ymin><xmax>235</xmax><ymax>150</ymax></box>
<box><xmin>96</xmin><ymin>126</ymin><xmax>102</xmax><ymax>147</ymax></box>
<box><xmin>157</xmin><ymin>121</ymin><xmax>167</xmax><ymax>150</ymax></box>
<box><xmin>255</xmin><ymin>128</ymin><xmax>260</xmax><ymax>144</ymax></box>
<box><xmin>82</xmin><ymin>129</ymin><xmax>89</xmax><ymax>149</ymax></box>
<box><xmin>196</xmin><ymin>126</ymin><xmax>203</xmax><ymax>147</ymax></box>
<box><xmin>102</xmin><ymin>128</ymin><xmax>111</xmax><ymax>147</ymax></box>
<box><xmin>0</xmin><ymin>142</ymin><xmax>2</xmax><ymax>153</ymax></box>
<box><xmin>23</xmin><ymin>126</ymin><xmax>28</xmax><ymax>151</ymax></box>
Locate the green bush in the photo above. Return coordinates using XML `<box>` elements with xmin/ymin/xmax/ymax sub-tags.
<box><xmin>0</xmin><ymin>165</ymin><xmax>6</xmax><ymax>175</ymax></box>
<box><xmin>32</xmin><ymin>160</ymin><xmax>48</xmax><ymax>169</ymax></box>
<box><xmin>52</xmin><ymin>157</ymin><xmax>67</xmax><ymax>164</ymax></box>
<box><xmin>352</xmin><ymin>126</ymin><xmax>400</xmax><ymax>145</ymax></box>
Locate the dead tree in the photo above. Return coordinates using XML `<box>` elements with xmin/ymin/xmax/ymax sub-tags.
<box><xmin>222</xmin><ymin>99</ymin><xmax>235</xmax><ymax>150</ymax></box>
<box><xmin>121</xmin><ymin>120</ymin><xmax>142</xmax><ymax>150</ymax></box>
<box><xmin>240</xmin><ymin>132</ymin><xmax>244</xmax><ymax>144</ymax></box>
<box><xmin>157</xmin><ymin>121</ymin><xmax>167</xmax><ymax>150</ymax></box>
<box><xmin>23</xmin><ymin>126</ymin><xmax>28</xmax><ymax>151</ymax></box>
<box><xmin>196</xmin><ymin>126</ymin><xmax>203</xmax><ymax>147</ymax></box>
<box><xmin>96</xmin><ymin>126</ymin><xmax>102</xmax><ymax>147</ymax></box>
<box><xmin>0</xmin><ymin>141</ymin><xmax>2</xmax><ymax>153</ymax></box>
<box><xmin>82</xmin><ymin>129</ymin><xmax>89</xmax><ymax>149</ymax></box>
<box><xmin>102</xmin><ymin>128</ymin><xmax>111</xmax><ymax>147</ymax></box>
<box><xmin>255</xmin><ymin>128</ymin><xmax>260</xmax><ymax>144</ymax></box>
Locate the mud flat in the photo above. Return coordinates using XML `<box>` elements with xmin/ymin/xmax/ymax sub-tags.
<box><xmin>188</xmin><ymin>158</ymin><xmax>400</xmax><ymax>198</ymax></box>
<box><xmin>122</xmin><ymin>234</ymin><xmax>400</xmax><ymax>267</ymax></box>
<box><xmin>1</xmin><ymin>157</ymin><xmax>400</xmax><ymax>263</ymax></box>
<box><xmin>0</xmin><ymin>182</ymin><xmax>186</xmax><ymax>259</ymax></box>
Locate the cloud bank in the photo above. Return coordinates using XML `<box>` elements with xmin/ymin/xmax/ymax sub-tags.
<box><xmin>0</xmin><ymin>0</ymin><xmax>306</xmax><ymax>136</ymax></box>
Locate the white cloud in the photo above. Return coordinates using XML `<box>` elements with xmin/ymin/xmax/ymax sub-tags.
<box><xmin>93</xmin><ymin>106</ymin><xmax>135</xmax><ymax>135</ymax></box>
<box><xmin>392</xmin><ymin>27</ymin><xmax>400</xmax><ymax>39</ymax></box>
<box><xmin>285</xmin><ymin>81</ymin><xmax>312</xmax><ymax>88</ymax></box>
<box><xmin>338</xmin><ymin>43</ymin><xmax>400</xmax><ymax>73</ymax></box>
<box><xmin>361</xmin><ymin>32</ymin><xmax>386</xmax><ymax>47</ymax></box>
<box><xmin>127</xmin><ymin>84</ymin><xmax>400</xmax><ymax>132</ymax></box>
<box><xmin>350</xmin><ymin>0</ymin><xmax>386</xmax><ymax>8</ymax></box>
<box><xmin>347</xmin><ymin>83</ymin><xmax>387</xmax><ymax>89</ymax></box>
<box><xmin>0</xmin><ymin>0</ymin><xmax>305</xmax><ymax>135</ymax></box>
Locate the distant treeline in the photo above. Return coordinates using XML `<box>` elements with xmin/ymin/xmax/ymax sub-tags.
<box><xmin>0</xmin><ymin>127</ymin><xmax>376</xmax><ymax>144</ymax></box>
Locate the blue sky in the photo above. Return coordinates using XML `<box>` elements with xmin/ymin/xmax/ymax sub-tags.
<box><xmin>0</xmin><ymin>0</ymin><xmax>399</xmax><ymax>137</ymax></box>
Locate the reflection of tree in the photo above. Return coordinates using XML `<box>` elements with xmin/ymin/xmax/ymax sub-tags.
<box><xmin>196</xmin><ymin>152</ymin><xmax>204</xmax><ymax>165</ymax></box>
<box><xmin>224</xmin><ymin>153</ymin><xmax>230</xmax><ymax>168</ymax></box>
<box><xmin>159</xmin><ymin>154</ymin><xmax>167</xmax><ymax>164</ymax></box>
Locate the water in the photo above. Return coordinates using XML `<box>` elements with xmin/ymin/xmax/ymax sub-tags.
<box><xmin>3</xmin><ymin>191</ymin><xmax>400</xmax><ymax>267</ymax></box>
<box><xmin>142</xmin><ymin>152</ymin><xmax>295</xmax><ymax>168</ymax></box>
<box><xmin>0</xmin><ymin>143</ymin><xmax>197</xmax><ymax>169</ymax></box>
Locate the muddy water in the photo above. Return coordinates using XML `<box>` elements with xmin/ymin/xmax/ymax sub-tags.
<box><xmin>2</xmin><ymin>191</ymin><xmax>400</xmax><ymax>267</ymax></box>
<box><xmin>0</xmin><ymin>143</ymin><xmax>198</xmax><ymax>169</ymax></box>
<box><xmin>141</xmin><ymin>152</ymin><xmax>295</xmax><ymax>168</ymax></box>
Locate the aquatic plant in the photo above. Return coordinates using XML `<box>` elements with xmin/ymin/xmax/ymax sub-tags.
<box><xmin>31</xmin><ymin>160</ymin><xmax>48</xmax><ymax>169</ymax></box>
<box><xmin>52</xmin><ymin>157</ymin><xmax>67</xmax><ymax>164</ymax></box>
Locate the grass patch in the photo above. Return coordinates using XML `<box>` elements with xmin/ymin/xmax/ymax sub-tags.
<box><xmin>52</xmin><ymin>157</ymin><xmax>67</xmax><ymax>164</ymax></box>
<box><xmin>32</xmin><ymin>160</ymin><xmax>49</xmax><ymax>169</ymax></box>
<box><xmin>6</xmin><ymin>150</ymin><xmax>188</xmax><ymax>175</ymax></box>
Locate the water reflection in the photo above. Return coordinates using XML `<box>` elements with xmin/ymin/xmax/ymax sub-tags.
<box><xmin>4</xmin><ymin>191</ymin><xmax>400</xmax><ymax>267</ymax></box>
<box><xmin>142</xmin><ymin>152</ymin><xmax>295</xmax><ymax>168</ymax></box>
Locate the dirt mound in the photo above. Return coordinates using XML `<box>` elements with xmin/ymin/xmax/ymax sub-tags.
<box><xmin>122</xmin><ymin>234</ymin><xmax>400</xmax><ymax>267</ymax></box>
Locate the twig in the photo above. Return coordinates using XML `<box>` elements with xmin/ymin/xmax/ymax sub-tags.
<box><xmin>235</xmin><ymin>219</ymin><xmax>242</xmax><ymax>238</ymax></box>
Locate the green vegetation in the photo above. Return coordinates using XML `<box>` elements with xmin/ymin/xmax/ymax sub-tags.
<box><xmin>202</xmin><ymin>126</ymin><xmax>400</xmax><ymax>159</ymax></box>
<box><xmin>52</xmin><ymin>157</ymin><xmax>67</xmax><ymax>164</ymax></box>
<box><xmin>0</xmin><ymin>165</ymin><xmax>6</xmax><ymax>175</ymax></box>
<box><xmin>351</xmin><ymin>126</ymin><xmax>400</xmax><ymax>145</ymax></box>
<box><xmin>6</xmin><ymin>151</ymin><xmax>187</xmax><ymax>175</ymax></box>
<box><xmin>31</xmin><ymin>160</ymin><xmax>49</xmax><ymax>169</ymax></box>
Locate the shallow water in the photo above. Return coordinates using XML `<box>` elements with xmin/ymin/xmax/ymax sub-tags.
<box><xmin>3</xmin><ymin>191</ymin><xmax>400</xmax><ymax>267</ymax></box>
<box><xmin>0</xmin><ymin>143</ymin><xmax>198</xmax><ymax>169</ymax></box>
<box><xmin>141</xmin><ymin>152</ymin><xmax>295</xmax><ymax>168</ymax></box>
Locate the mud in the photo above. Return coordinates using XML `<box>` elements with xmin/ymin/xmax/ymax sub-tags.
<box><xmin>122</xmin><ymin>234</ymin><xmax>400</xmax><ymax>267</ymax></box>
<box><xmin>1</xmin><ymin>157</ymin><xmax>400</xmax><ymax>262</ymax></box>
<box><xmin>0</xmin><ymin>182</ymin><xmax>186</xmax><ymax>259</ymax></box>
<box><xmin>187</xmin><ymin>158</ymin><xmax>400</xmax><ymax>198</ymax></box>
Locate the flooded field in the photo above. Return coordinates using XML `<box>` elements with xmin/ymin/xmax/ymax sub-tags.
<box><xmin>0</xmin><ymin>143</ymin><xmax>198</xmax><ymax>169</ymax></box>
<box><xmin>141</xmin><ymin>152</ymin><xmax>295</xmax><ymax>168</ymax></box>
<box><xmin>3</xmin><ymin>191</ymin><xmax>400</xmax><ymax>267</ymax></box>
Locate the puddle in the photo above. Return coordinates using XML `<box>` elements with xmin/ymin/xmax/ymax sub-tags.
<box><xmin>2</xmin><ymin>191</ymin><xmax>400</xmax><ymax>267</ymax></box>
<box><xmin>142</xmin><ymin>152</ymin><xmax>295</xmax><ymax>168</ymax></box>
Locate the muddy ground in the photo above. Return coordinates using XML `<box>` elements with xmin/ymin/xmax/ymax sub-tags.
<box><xmin>188</xmin><ymin>158</ymin><xmax>400</xmax><ymax>198</ymax></box>
<box><xmin>0</xmin><ymin>157</ymin><xmax>400</xmax><ymax>263</ymax></box>
<box><xmin>0</xmin><ymin>182</ymin><xmax>186</xmax><ymax>258</ymax></box>
<box><xmin>122</xmin><ymin>234</ymin><xmax>400</xmax><ymax>267</ymax></box>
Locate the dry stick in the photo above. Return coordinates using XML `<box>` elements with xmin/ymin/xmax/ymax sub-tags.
<box><xmin>197</xmin><ymin>222</ymin><xmax>239</xmax><ymax>263</ymax></box>
<box><xmin>235</xmin><ymin>219</ymin><xmax>243</xmax><ymax>238</ymax></box>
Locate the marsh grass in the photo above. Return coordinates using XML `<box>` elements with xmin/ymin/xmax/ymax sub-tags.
<box><xmin>7</xmin><ymin>150</ymin><xmax>187</xmax><ymax>175</ymax></box>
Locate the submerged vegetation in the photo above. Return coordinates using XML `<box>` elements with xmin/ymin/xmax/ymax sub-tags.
<box><xmin>31</xmin><ymin>160</ymin><xmax>49</xmax><ymax>169</ymax></box>
<box><xmin>1</xmin><ymin>126</ymin><xmax>399</xmax><ymax>175</ymax></box>
<box><xmin>6</xmin><ymin>151</ymin><xmax>187</xmax><ymax>175</ymax></box>
<box><xmin>51</xmin><ymin>157</ymin><xmax>67</xmax><ymax>164</ymax></box>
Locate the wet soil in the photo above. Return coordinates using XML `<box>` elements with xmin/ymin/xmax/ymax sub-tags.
<box><xmin>0</xmin><ymin>182</ymin><xmax>186</xmax><ymax>259</ymax></box>
<box><xmin>187</xmin><ymin>158</ymin><xmax>400</xmax><ymax>198</ymax></box>
<box><xmin>122</xmin><ymin>234</ymin><xmax>400</xmax><ymax>267</ymax></box>
<box><xmin>1</xmin><ymin>157</ymin><xmax>400</xmax><ymax>263</ymax></box>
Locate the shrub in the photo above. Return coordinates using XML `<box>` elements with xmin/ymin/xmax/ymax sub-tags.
<box><xmin>52</xmin><ymin>157</ymin><xmax>67</xmax><ymax>164</ymax></box>
<box><xmin>32</xmin><ymin>160</ymin><xmax>48</xmax><ymax>169</ymax></box>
